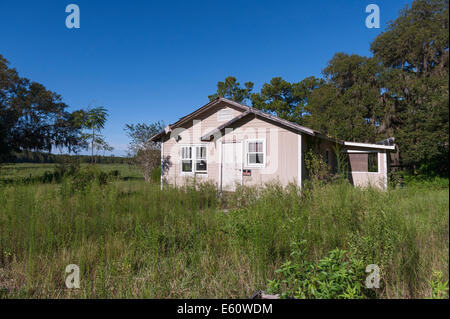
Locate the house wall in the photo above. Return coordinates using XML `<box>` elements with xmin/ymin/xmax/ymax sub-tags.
<box><xmin>220</xmin><ymin>116</ymin><xmax>300</xmax><ymax>187</ymax></box>
<box><xmin>161</xmin><ymin>102</ymin><xmax>301</xmax><ymax>188</ymax></box>
<box><xmin>161</xmin><ymin>101</ymin><xmax>243</xmax><ymax>186</ymax></box>
<box><xmin>161</xmin><ymin>100</ymin><xmax>389</xmax><ymax>190</ymax></box>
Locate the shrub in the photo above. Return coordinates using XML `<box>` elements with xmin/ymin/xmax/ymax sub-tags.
<box><xmin>304</xmin><ymin>150</ymin><xmax>332</xmax><ymax>185</ymax></box>
<box><xmin>428</xmin><ymin>271</ymin><xmax>449</xmax><ymax>299</ymax></box>
<box><xmin>266</xmin><ymin>241</ymin><xmax>369</xmax><ymax>299</ymax></box>
<box><xmin>108</xmin><ymin>169</ymin><xmax>121</xmax><ymax>179</ymax></box>
<box><xmin>150</xmin><ymin>166</ymin><xmax>160</xmax><ymax>183</ymax></box>
<box><xmin>55</xmin><ymin>156</ymin><xmax>81</xmax><ymax>179</ymax></box>
<box><xmin>64</xmin><ymin>165</ymin><xmax>111</xmax><ymax>194</ymax></box>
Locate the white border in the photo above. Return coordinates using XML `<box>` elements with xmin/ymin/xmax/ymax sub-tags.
<box><xmin>241</xmin><ymin>141</ymin><xmax>244</xmax><ymax>186</ymax></box>
<box><xmin>219</xmin><ymin>140</ymin><xmax>223</xmax><ymax>191</ymax></box>
<box><xmin>298</xmin><ymin>133</ymin><xmax>302</xmax><ymax>188</ymax></box>
<box><xmin>160</xmin><ymin>139</ymin><xmax>164</xmax><ymax>190</ymax></box>
<box><xmin>383</xmin><ymin>151</ymin><xmax>388</xmax><ymax>189</ymax></box>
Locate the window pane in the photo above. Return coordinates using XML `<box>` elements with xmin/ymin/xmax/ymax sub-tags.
<box><xmin>256</xmin><ymin>142</ymin><xmax>263</xmax><ymax>152</ymax></box>
<box><xmin>196</xmin><ymin>160</ymin><xmax>207</xmax><ymax>172</ymax></box>
<box><xmin>348</xmin><ymin>153</ymin><xmax>378</xmax><ymax>172</ymax></box>
<box><xmin>348</xmin><ymin>153</ymin><xmax>368</xmax><ymax>172</ymax></box>
<box><xmin>256</xmin><ymin>153</ymin><xmax>263</xmax><ymax>164</ymax></box>
<box><xmin>249</xmin><ymin>153</ymin><xmax>264</xmax><ymax>164</ymax></box>
<box><xmin>196</xmin><ymin>146</ymin><xmax>206</xmax><ymax>159</ymax></box>
<box><xmin>248</xmin><ymin>142</ymin><xmax>263</xmax><ymax>153</ymax></box>
<box><xmin>182</xmin><ymin>147</ymin><xmax>191</xmax><ymax>159</ymax></box>
<box><xmin>182</xmin><ymin>160</ymin><xmax>192</xmax><ymax>172</ymax></box>
<box><xmin>368</xmin><ymin>153</ymin><xmax>378</xmax><ymax>172</ymax></box>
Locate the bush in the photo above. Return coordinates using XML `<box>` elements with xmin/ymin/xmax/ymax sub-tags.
<box><xmin>62</xmin><ymin>165</ymin><xmax>111</xmax><ymax>194</ymax></box>
<box><xmin>150</xmin><ymin>166</ymin><xmax>160</xmax><ymax>183</ymax></box>
<box><xmin>428</xmin><ymin>271</ymin><xmax>449</xmax><ymax>299</ymax></box>
<box><xmin>304</xmin><ymin>150</ymin><xmax>333</xmax><ymax>185</ymax></box>
<box><xmin>108</xmin><ymin>169</ymin><xmax>121</xmax><ymax>179</ymax></box>
<box><xmin>55</xmin><ymin>156</ymin><xmax>81</xmax><ymax>179</ymax></box>
<box><xmin>266</xmin><ymin>241</ymin><xmax>369</xmax><ymax>299</ymax></box>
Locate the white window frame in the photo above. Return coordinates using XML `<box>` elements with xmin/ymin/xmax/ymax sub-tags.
<box><xmin>245</xmin><ymin>139</ymin><xmax>266</xmax><ymax>168</ymax></box>
<box><xmin>180</xmin><ymin>144</ymin><xmax>208</xmax><ymax>176</ymax></box>
<box><xmin>181</xmin><ymin>145</ymin><xmax>193</xmax><ymax>174</ymax></box>
<box><xmin>194</xmin><ymin>145</ymin><xmax>208</xmax><ymax>174</ymax></box>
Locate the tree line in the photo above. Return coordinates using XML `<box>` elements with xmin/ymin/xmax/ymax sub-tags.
<box><xmin>0</xmin><ymin>55</ymin><xmax>113</xmax><ymax>164</ymax></box>
<box><xmin>4</xmin><ymin>150</ymin><xmax>128</xmax><ymax>164</ymax></box>
<box><xmin>209</xmin><ymin>0</ymin><xmax>449</xmax><ymax>176</ymax></box>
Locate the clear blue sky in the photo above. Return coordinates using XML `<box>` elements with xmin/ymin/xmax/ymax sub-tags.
<box><xmin>0</xmin><ymin>0</ymin><xmax>413</xmax><ymax>156</ymax></box>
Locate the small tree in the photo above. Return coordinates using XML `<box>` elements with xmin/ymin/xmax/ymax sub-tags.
<box><xmin>124</xmin><ymin>121</ymin><xmax>164</xmax><ymax>182</ymax></box>
<box><xmin>74</xmin><ymin>106</ymin><xmax>113</xmax><ymax>164</ymax></box>
<box><xmin>208</xmin><ymin>76</ymin><xmax>254</xmax><ymax>104</ymax></box>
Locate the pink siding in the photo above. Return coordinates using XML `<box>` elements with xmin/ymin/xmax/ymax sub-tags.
<box><xmin>161</xmin><ymin>102</ymin><xmax>301</xmax><ymax>188</ymax></box>
<box><xmin>220</xmin><ymin>116</ymin><xmax>300</xmax><ymax>187</ymax></box>
<box><xmin>162</xmin><ymin>101</ymin><xmax>244</xmax><ymax>186</ymax></box>
<box><xmin>161</xmin><ymin>100</ymin><xmax>389</xmax><ymax>190</ymax></box>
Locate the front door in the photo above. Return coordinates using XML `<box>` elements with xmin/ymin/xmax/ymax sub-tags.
<box><xmin>221</xmin><ymin>142</ymin><xmax>242</xmax><ymax>191</ymax></box>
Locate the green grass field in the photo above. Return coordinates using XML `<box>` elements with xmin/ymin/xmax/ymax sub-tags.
<box><xmin>0</xmin><ymin>163</ymin><xmax>143</xmax><ymax>182</ymax></box>
<box><xmin>0</xmin><ymin>163</ymin><xmax>448</xmax><ymax>298</ymax></box>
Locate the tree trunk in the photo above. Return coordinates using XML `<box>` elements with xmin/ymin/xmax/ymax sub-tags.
<box><xmin>91</xmin><ymin>128</ymin><xmax>95</xmax><ymax>164</ymax></box>
<box><xmin>143</xmin><ymin>166</ymin><xmax>150</xmax><ymax>182</ymax></box>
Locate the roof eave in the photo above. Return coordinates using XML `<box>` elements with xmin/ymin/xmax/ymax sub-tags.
<box><xmin>344</xmin><ymin>141</ymin><xmax>396</xmax><ymax>151</ymax></box>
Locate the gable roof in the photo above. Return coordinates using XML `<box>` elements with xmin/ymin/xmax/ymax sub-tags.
<box><xmin>150</xmin><ymin>97</ymin><xmax>247</xmax><ymax>142</ymax></box>
<box><xmin>200</xmin><ymin>107</ymin><xmax>318</xmax><ymax>141</ymax></box>
<box><xmin>149</xmin><ymin>97</ymin><xmax>396</xmax><ymax>151</ymax></box>
<box><xmin>150</xmin><ymin>97</ymin><xmax>317</xmax><ymax>142</ymax></box>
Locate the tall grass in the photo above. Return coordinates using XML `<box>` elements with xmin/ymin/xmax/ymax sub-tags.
<box><xmin>0</xmin><ymin>177</ymin><xmax>448</xmax><ymax>298</ymax></box>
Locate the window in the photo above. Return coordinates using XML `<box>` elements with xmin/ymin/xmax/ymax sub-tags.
<box><xmin>325</xmin><ymin>150</ymin><xmax>330</xmax><ymax>165</ymax></box>
<box><xmin>181</xmin><ymin>146</ymin><xmax>192</xmax><ymax>172</ymax></box>
<box><xmin>348</xmin><ymin>152</ymin><xmax>378</xmax><ymax>172</ymax></box>
<box><xmin>195</xmin><ymin>146</ymin><xmax>207</xmax><ymax>173</ymax></box>
<box><xmin>181</xmin><ymin>145</ymin><xmax>207</xmax><ymax>174</ymax></box>
<box><xmin>368</xmin><ymin>153</ymin><xmax>378</xmax><ymax>172</ymax></box>
<box><xmin>246</xmin><ymin>140</ymin><xmax>265</xmax><ymax>167</ymax></box>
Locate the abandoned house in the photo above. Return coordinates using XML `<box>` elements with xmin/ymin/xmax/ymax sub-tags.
<box><xmin>150</xmin><ymin>97</ymin><xmax>396</xmax><ymax>191</ymax></box>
